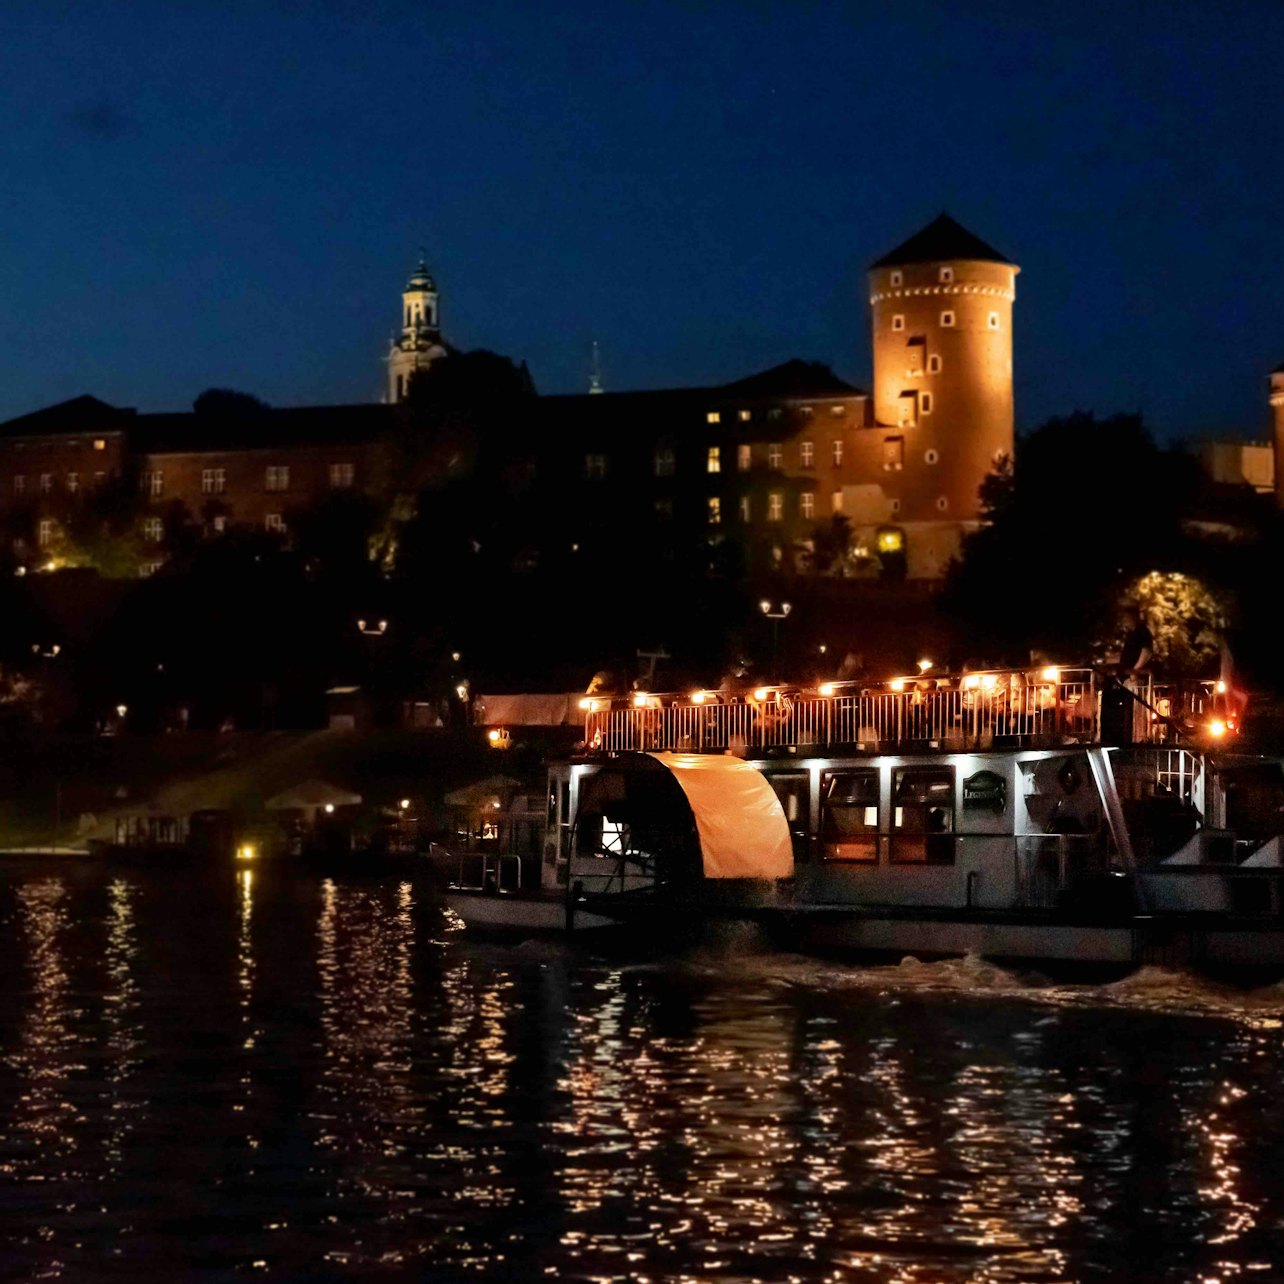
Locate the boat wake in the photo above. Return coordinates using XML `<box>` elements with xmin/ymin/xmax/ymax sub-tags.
<box><xmin>676</xmin><ymin>948</ymin><xmax>1284</xmax><ymax>1027</ymax></box>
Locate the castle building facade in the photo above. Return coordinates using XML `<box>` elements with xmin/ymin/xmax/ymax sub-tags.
<box><xmin>0</xmin><ymin>215</ymin><xmax>1022</xmax><ymax>581</ymax></box>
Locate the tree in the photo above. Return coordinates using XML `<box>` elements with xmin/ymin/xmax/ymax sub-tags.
<box><xmin>801</xmin><ymin>515</ymin><xmax>854</xmax><ymax>575</ymax></box>
<box><xmin>1117</xmin><ymin>571</ymin><xmax>1230</xmax><ymax>677</ymax></box>
<box><xmin>940</xmin><ymin>412</ymin><xmax>1200</xmax><ymax>662</ymax></box>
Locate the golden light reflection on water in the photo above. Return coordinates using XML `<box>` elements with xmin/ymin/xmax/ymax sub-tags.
<box><xmin>103</xmin><ymin>878</ymin><xmax>142</xmax><ymax>1171</ymax></box>
<box><xmin>2</xmin><ymin>874</ymin><xmax>1284</xmax><ymax>1281</ymax></box>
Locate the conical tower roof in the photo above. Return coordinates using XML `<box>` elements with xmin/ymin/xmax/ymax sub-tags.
<box><xmin>405</xmin><ymin>258</ymin><xmax>436</xmax><ymax>291</ymax></box>
<box><xmin>870</xmin><ymin>212</ymin><xmax>1012</xmax><ymax>269</ymax></box>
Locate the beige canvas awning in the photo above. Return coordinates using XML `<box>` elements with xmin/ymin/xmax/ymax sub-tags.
<box><xmin>649</xmin><ymin>752</ymin><xmax>793</xmax><ymax>880</ymax></box>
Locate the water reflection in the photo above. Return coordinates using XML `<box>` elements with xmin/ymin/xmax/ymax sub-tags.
<box><xmin>0</xmin><ymin>869</ymin><xmax>1282</xmax><ymax>1281</ymax></box>
<box><xmin>103</xmin><ymin>877</ymin><xmax>142</xmax><ymax>1170</ymax></box>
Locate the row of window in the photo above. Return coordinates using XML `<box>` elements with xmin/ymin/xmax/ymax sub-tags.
<box><xmin>696</xmin><ymin>485</ymin><xmax>950</xmax><ymax>526</ymax></box>
<box><xmin>706</xmin><ymin>403</ymin><xmax>848</xmax><ymax>425</ymax></box>
<box><xmin>591</xmin><ymin>435</ymin><xmax>931</xmax><ymax>482</ymax></box>
<box><xmin>139</xmin><ymin>463</ymin><xmax>356</xmax><ymax>498</ymax></box>
<box><xmin>890</xmin><ymin>266</ymin><xmax>961</xmax><ymax>287</ymax></box>
<box><xmin>13</xmin><ymin>471</ymin><xmax>108</xmax><ymax>495</ymax></box>
<box><xmin>891</xmin><ymin>311</ymin><xmax>1001</xmax><ymax>331</ymax></box>
<box><xmin>35</xmin><ymin>512</ymin><xmax>288</xmax><ymax>548</ymax></box>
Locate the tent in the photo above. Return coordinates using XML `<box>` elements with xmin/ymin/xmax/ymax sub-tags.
<box><xmin>265</xmin><ymin>779</ymin><xmax>363</xmax><ymax>822</ymax></box>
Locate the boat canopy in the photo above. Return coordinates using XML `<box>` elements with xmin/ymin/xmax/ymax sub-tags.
<box><xmin>649</xmin><ymin>752</ymin><xmax>794</xmax><ymax>880</ymax></box>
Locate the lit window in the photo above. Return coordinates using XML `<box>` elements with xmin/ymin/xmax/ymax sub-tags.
<box><xmin>921</xmin><ymin>392</ymin><xmax>933</xmax><ymax>414</ymax></box>
<box><xmin>265</xmin><ymin>465</ymin><xmax>290</xmax><ymax>492</ymax></box>
<box><xmin>988</xmin><ymin>312</ymin><xmax>1000</xmax><ymax>329</ymax></box>
<box><xmin>654</xmin><ymin>498</ymin><xmax>673</xmax><ymax>520</ymax></box>
<box><xmin>928</xmin><ymin>354</ymin><xmax>942</xmax><ymax>374</ymax></box>
<box><xmin>654</xmin><ymin>447</ymin><xmax>675</xmax><ymax>477</ymax></box>
<box><xmin>143</xmin><ymin>516</ymin><xmax>163</xmax><ymax>543</ymax></box>
<box><xmin>799</xmin><ymin>405</ymin><xmax>813</xmax><ymax>416</ymax></box>
<box><xmin>768</xmin><ymin>493</ymin><xmax>782</xmax><ymax>521</ymax></box>
<box><xmin>767</xmin><ymin>407</ymin><xmax>783</xmax><ymax>420</ymax></box>
<box><xmin>738</xmin><ymin>409</ymin><xmax>751</xmax><ymax>422</ymax></box>
<box><xmin>925</xmin><ymin>448</ymin><xmax>939</xmax><ymax>465</ymax></box>
<box><xmin>140</xmin><ymin>561</ymin><xmax>164</xmax><ymax>578</ymax></box>
<box><xmin>832</xmin><ymin>490</ymin><xmax>843</xmax><ymax>513</ymax></box>
<box><xmin>329</xmin><ymin>462</ymin><xmax>354</xmax><ymax>489</ymax></box>
<box><xmin>830</xmin><ymin>404</ymin><xmax>844</xmax><ymax>417</ymax></box>
<box><xmin>940</xmin><ymin>311</ymin><xmax>955</xmax><ymax>327</ymax></box>
<box><xmin>707</xmin><ymin>496</ymin><xmax>721</xmax><ymax>525</ymax></box>
<box><xmin>37</xmin><ymin>519</ymin><xmax>53</xmax><ymax>546</ymax></box>
<box><xmin>585</xmin><ymin>454</ymin><xmax>607</xmax><ymax>480</ymax></box>
<box><xmin>39</xmin><ymin>473</ymin><xmax>52</xmax><ymax>494</ymax></box>
<box><xmin>739</xmin><ymin>495</ymin><xmax>750</xmax><ymax>522</ymax></box>
<box><xmin>939</xmin><ymin>266</ymin><xmax>954</xmax><ymax>284</ymax></box>
<box><xmin>771</xmin><ymin>545</ymin><xmax>784</xmax><ymax>566</ymax></box>
<box><xmin>265</xmin><ymin>513</ymin><xmax>285</xmax><ymax>533</ymax></box>
<box><xmin>890</xmin><ymin>270</ymin><xmax>903</xmax><ymax>287</ymax></box>
<box><xmin>768</xmin><ymin>443</ymin><xmax>782</xmax><ymax>469</ymax></box>
<box><xmin>67</xmin><ymin>472</ymin><xmax>79</xmax><ymax>494</ymax></box>
<box><xmin>936</xmin><ymin>496</ymin><xmax>949</xmax><ymax>512</ymax></box>
<box><xmin>737</xmin><ymin>443</ymin><xmax>751</xmax><ymax>471</ymax></box>
<box><xmin>13</xmin><ymin>475</ymin><xmax>25</xmax><ymax>494</ymax></box>
<box><xmin>883</xmin><ymin>437</ymin><xmax>904</xmax><ymax>471</ymax></box>
<box><xmin>707</xmin><ymin>446</ymin><xmax>721</xmax><ymax>474</ymax></box>
<box><xmin>93</xmin><ymin>439</ymin><xmax>106</xmax><ymax>451</ymax></box>
<box><xmin>800</xmin><ymin>440</ymin><xmax>814</xmax><ymax>468</ymax></box>
<box><xmin>706</xmin><ymin>411</ymin><xmax>721</xmax><ymax>424</ymax></box>
<box><xmin>148</xmin><ymin>470</ymin><xmax>164</xmax><ymax>498</ymax></box>
<box><xmin>832</xmin><ymin>439</ymin><xmax>844</xmax><ymax>466</ymax></box>
<box><xmin>212</xmin><ymin>515</ymin><xmax>227</xmax><ymax>533</ymax></box>
<box><xmin>892</xmin><ymin>314</ymin><xmax>905</xmax><ymax>332</ymax></box>
<box><xmin>201</xmin><ymin>468</ymin><xmax>226</xmax><ymax>495</ymax></box>
<box><xmin>801</xmin><ymin>492</ymin><xmax>815</xmax><ymax>519</ymax></box>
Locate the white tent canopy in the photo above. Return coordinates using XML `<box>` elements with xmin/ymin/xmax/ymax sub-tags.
<box><xmin>265</xmin><ymin>779</ymin><xmax>363</xmax><ymax>818</ymax></box>
<box><xmin>649</xmin><ymin>752</ymin><xmax>793</xmax><ymax>880</ymax></box>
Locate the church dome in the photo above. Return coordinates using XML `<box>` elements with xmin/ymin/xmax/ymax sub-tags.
<box><xmin>406</xmin><ymin>260</ymin><xmax>436</xmax><ymax>292</ymax></box>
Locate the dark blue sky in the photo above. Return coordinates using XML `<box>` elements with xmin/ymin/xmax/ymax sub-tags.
<box><xmin>1</xmin><ymin>1</ymin><xmax>1281</xmax><ymax>440</ymax></box>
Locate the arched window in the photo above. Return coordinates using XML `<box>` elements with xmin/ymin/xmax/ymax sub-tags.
<box><xmin>405</xmin><ymin>306</ymin><xmax>412</xmax><ymax>326</ymax></box>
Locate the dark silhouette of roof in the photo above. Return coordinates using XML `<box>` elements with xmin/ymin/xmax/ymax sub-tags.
<box><xmin>0</xmin><ymin>394</ymin><xmax>133</xmax><ymax>436</ymax></box>
<box><xmin>134</xmin><ymin>403</ymin><xmax>394</xmax><ymax>453</ymax></box>
<box><xmin>870</xmin><ymin>212</ymin><xmax>1013</xmax><ymax>269</ymax></box>
<box><xmin>1273</xmin><ymin>360</ymin><xmax>1284</xmax><ymax>375</ymax></box>
<box><xmin>721</xmin><ymin>359</ymin><xmax>861</xmax><ymax>399</ymax></box>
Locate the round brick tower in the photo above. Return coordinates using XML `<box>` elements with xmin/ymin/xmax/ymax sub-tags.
<box><xmin>867</xmin><ymin>214</ymin><xmax>1018</xmax><ymax>545</ymax></box>
<box><xmin>1271</xmin><ymin>362</ymin><xmax>1284</xmax><ymax>509</ymax></box>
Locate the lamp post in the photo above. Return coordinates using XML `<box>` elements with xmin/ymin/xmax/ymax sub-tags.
<box><xmin>759</xmin><ymin>599</ymin><xmax>792</xmax><ymax>674</ymax></box>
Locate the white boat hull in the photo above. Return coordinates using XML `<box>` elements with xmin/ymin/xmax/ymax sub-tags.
<box><xmin>444</xmin><ymin>889</ymin><xmax>622</xmax><ymax>934</ymax></box>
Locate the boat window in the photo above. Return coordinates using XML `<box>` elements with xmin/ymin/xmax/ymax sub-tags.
<box><xmin>820</xmin><ymin>770</ymin><xmax>879</xmax><ymax>863</ymax></box>
<box><xmin>891</xmin><ymin>767</ymin><xmax>955</xmax><ymax>864</ymax></box>
<box><xmin>771</xmin><ymin>772</ymin><xmax>811</xmax><ymax>862</ymax></box>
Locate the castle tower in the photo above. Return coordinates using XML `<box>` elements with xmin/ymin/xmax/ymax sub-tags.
<box><xmin>1272</xmin><ymin>362</ymin><xmax>1284</xmax><ymax>508</ymax></box>
<box><xmin>387</xmin><ymin>257</ymin><xmax>447</xmax><ymax>403</ymax></box>
<box><xmin>866</xmin><ymin>214</ymin><xmax>1018</xmax><ymax>572</ymax></box>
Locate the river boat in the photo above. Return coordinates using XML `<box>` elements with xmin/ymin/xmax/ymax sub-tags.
<box><xmin>449</xmin><ymin>665</ymin><xmax>1284</xmax><ymax>971</ymax></box>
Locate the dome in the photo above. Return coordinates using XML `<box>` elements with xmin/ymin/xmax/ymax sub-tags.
<box><xmin>405</xmin><ymin>259</ymin><xmax>436</xmax><ymax>292</ymax></box>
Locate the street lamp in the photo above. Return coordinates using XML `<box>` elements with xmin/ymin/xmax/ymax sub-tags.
<box><xmin>759</xmin><ymin>599</ymin><xmax>792</xmax><ymax>673</ymax></box>
<box><xmin>357</xmin><ymin>618</ymin><xmax>388</xmax><ymax>636</ymax></box>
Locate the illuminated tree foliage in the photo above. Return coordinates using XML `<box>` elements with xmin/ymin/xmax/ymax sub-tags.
<box><xmin>1118</xmin><ymin>571</ymin><xmax>1230</xmax><ymax>677</ymax></box>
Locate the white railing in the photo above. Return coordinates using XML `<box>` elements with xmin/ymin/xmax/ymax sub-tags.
<box><xmin>581</xmin><ymin>668</ymin><xmax>1224</xmax><ymax>756</ymax></box>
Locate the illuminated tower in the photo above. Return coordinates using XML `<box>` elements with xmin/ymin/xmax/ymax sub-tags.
<box><xmin>1272</xmin><ymin>363</ymin><xmax>1284</xmax><ymax>508</ymax></box>
<box><xmin>387</xmin><ymin>256</ymin><xmax>447</xmax><ymax>403</ymax></box>
<box><xmin>867</xmin><ymin>213</ymin><xmax>1018</xmax><ymax>572</ymax></box>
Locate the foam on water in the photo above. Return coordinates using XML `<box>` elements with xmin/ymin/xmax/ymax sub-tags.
<box><xmin>672</xmin><ymin>945</ymin><xmax>1284</xmax><ymax>1027</ymax></box>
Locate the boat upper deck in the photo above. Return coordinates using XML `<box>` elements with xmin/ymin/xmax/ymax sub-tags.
<box><xmin>580</xmin><ymin>667</ymin><xmax>1231</xmax><ymax>757</ymax></box>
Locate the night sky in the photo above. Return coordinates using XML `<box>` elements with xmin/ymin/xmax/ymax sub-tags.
<box><xmin>1</xmin><ymin>1</ymin><xmax>1281</xmax><ymax>441</ymax></box>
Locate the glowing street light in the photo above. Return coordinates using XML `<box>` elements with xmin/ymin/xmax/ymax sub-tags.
<box><xmin>357</xmin><ymin>618</ymin><xmax>388</xmax><ymax>636</ymax></box>
<box><xmin>759</xmin><ymin>599</ymin><xmax>791</xmax><ymax>672</ymax></box>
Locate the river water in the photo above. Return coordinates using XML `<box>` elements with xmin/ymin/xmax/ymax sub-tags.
<box><xmin>1</xmin><ymin>865</ymin><xmax>1283</xmax><ymax>1282</ymax></box>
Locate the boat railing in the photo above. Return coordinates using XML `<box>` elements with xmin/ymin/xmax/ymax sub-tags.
<box><xmin>580</xmin><ymin>667</ymin><xmax>1226</xmax><ymax>756</ymax></box>
<box><xmin>449</xmin><ymin>849</ymin><xmax>523</xmax><ymax>893</ymax></box>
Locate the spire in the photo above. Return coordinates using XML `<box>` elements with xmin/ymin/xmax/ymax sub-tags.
<box><xmin>588</xmin><ymin>340</ymin><xmax>604</xmax><ymax>395</ymax></box>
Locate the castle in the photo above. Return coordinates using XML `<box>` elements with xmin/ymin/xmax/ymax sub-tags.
<box><xmin>7</xmin><ymin>212</ymin><xmax>1266</xmax><ymax>584</ymax></box>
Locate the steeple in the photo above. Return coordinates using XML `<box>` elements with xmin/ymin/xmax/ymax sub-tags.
<box><xmin>387</xmin><ymin>252</ymin><xmax>447</xmax><ymax>403</ymax></box>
